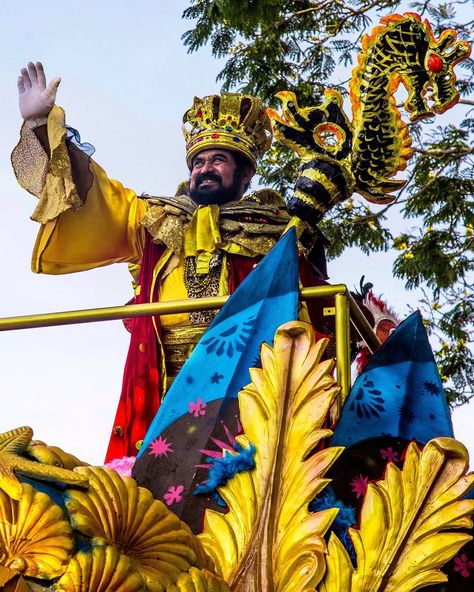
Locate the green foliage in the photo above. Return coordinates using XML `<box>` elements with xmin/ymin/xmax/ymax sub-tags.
<box><xmin>392</xmin><ymin>119</ymin><xmax>474</xmax><ymax>405</ymax></box>
<box><xmin>181</xmin><ymin>0</ymin><xmax>474</xmax><ymax>406</ymax></box>
<box><xmin>182</xmin><ymin>0</ymin><xmax>387</xmax><ymax>101</ymax></box>
<box><xmin>320</xmin><ymin>199</ymin><xmax>393</xmax><ymax>257</ymax></box>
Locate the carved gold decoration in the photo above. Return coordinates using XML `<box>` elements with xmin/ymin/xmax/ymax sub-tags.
<box><xmin>0</xmin><ymin>481</ymin><xmax>74</xmax><ymax>579</ymax></box>
<box><xmin>0</xmin><ymin>564</ymin><xmax>20</xmax><ymax>587</ymax></box>
<box><xmin>56</xmin><ymin>545</ymin><xmax>146</xmax><ymax>591</ymax></box>
<box><xmin>0</xmin><ymin>566</ymin><xmax>31</xmax><ymax>592</ymax></box>
<box><xmin>320</xmin><ymin>438</ymin><xmax>474</xmax><ymax>591</ymax></box>
<box><xmin>0</xmin><ymin>427</ymin><xmax>88</xmax><ymax>500</ymax></box>
<box><xmin>166</xmin><ymin>567</ymin><xmax>230</xmax><ymax>591</ymax></box>
<box><xmin>65</xmin><ymin>467</ymin><xmax>207</xmax><ymax>591</ymax></box>
<box><xmin>199</xmin><ymin>322</ymin><xmax>343</xmax><ymax>591</ymax></box>
<box><xmin>27</xmin><ymin>439</ymin><xmax>88</xmax><ymax>470</ymax></box>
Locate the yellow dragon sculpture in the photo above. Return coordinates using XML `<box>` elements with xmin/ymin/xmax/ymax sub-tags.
<box><xmin>268</xmin><ymin>12</ymin><xmax>471</xmax><ymax>219</ymax></box>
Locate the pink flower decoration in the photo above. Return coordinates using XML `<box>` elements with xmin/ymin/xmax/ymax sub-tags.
<box><xmin>163</xmin><ymin>485</ymin><xmax>184</xmax><ymax>506</ymax></box>
<box><xmin>104</xmin><ymin>456</ymin><xmax>136</xmax><ymax>477</ymax></box>
<box><xmin>350</xmin><ymin>474</ymin><xmax>369</xmax><ymax>499</ymax></box>
<box><xmin>380</xmin><ymin>447</ymin><xmax>399</xmax><ymax>463</ymax></box>
<box><xmin>453</xmin><ymin>553</ymin><xmax>474</xmax><ymax>577</ymax></box>
<box><xmin>149</xmin><ymin>435</ymin><xmax>173</xmax><ymax>457</ymax></box>
<box><xmin>189</xmin><ymin>398</ymin><xmax>207</xmax><ymax>417</ymax></box>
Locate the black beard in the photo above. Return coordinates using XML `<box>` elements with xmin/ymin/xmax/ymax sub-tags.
<box><xmin>189</xmin><ymin>172</ymin><xmax>243</xmax><ymax>205</ymax></box>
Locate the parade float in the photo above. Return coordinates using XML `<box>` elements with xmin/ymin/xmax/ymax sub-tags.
<box><xmin>0</xmin><ymin>13</ymin><xmax>473</xmax><ymax>592</ymax></box>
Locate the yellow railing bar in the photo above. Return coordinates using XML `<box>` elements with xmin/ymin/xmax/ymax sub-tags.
<box><xmin>0</xmin><ymin>285</ymin><xmax>349</xmax><ymax>331</ymax></box>
<box><xmin>346</xmin><ymin>291</ymin><xmax>380</xmax><ymax>353</ymax></box>
<box><xmin>335</xmin><ymin>292</ymin><xmax>351</xmax><ymax>406</ymax></box>
<box><xmin>0</xmin><ymin>296</ymin><xmax>230</xmax><ymax>331</ymax></box>
<box><xmin>0</xmin><ymin>284</ymin><xmax>381</xmax><ymax>402</ymax></box>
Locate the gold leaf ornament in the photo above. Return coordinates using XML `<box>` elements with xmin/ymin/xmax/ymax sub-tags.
<box><xmin>0</xmin><ymin>426</ymin><xmax>89</xmax><ymax>501</ymax></box>
<box><xmin>65</xmin><ymin>467</ymin><xmax>207</xmax><ymax>591</ymax></box>
<box><xmin>199</xmin><ymin>322</ymin><xmax>343</xmax><ymax>591</ymax></box>
<box><xmin>0</xmin><ymin>482</ymin><xmax>74</xmax><ymax>579</ymax></box>
<box><xmin>166</xmin><ymin>567</ymin><xmax>230</xmax><ymax>591</ymax></box>
<box><xmin>321</xmin><ymin>438</ymin><xmax>474</xmax><ymax>592</ymax></box>
<box><xmin>27</xmin><ymin>440</ymin><xmax>88</xmax><ymax>470</ymax></box>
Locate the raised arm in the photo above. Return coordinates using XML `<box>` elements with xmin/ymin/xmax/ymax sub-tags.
<box><xmin>13</xmin><ymin>62</ymin><xmax>146</xmax><ymax>275</ymax></box>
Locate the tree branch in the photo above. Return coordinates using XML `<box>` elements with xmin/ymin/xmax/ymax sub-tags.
<box><xmin>412</xmin><ymin>145</ymin><xmax>474</xmax><ymax>157</ymax></box>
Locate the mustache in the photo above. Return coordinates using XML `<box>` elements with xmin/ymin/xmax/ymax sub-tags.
<box><xmin>196</xmin><ymin>172</ymin><xmax>223</xmax><ymax>185</ymax></box>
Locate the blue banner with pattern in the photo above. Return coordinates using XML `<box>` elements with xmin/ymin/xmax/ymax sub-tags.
<box><xmin>137</xmin><ymin>227</ymin><xmax>299</xmax><ymax>458</ymax></box>
<box><xmin>332</xmin><ymin>311</ymin><xmax>453</xmax><ymax>447</ymax></box>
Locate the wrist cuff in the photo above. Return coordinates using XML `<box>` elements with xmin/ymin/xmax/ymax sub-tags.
<box><xmin>25</xmin><ymin>116</ymin><xmax>49</xmax><ymax>129</ymax></box>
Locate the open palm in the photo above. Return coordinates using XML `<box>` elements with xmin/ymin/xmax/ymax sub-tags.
<box><xmin>18</xmin><ymin>62</ymin><xmax>61</xmax><ymax>121</ymax></box>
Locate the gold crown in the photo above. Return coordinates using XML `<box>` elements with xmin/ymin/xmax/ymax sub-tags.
<box><xmin>182</xmin><ymin>93</ymin><xmax>273</xmax><ymax>169</ymax></box>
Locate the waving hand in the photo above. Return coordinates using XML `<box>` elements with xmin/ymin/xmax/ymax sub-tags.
<box><xmin>18</xmin><ymin>61</ymin><xmax>61</xmax><ymax>122</ymax></box>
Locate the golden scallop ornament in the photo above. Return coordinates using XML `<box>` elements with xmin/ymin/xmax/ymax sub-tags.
<box><xmin>56</xmin><ymin>545</ymin><xmax>145</xmax><ymax>591</ymax></box>
<box><xmin>65</xmin><ymin>467</ymin><xmax>206</xmax><ymax>591</ymax></box>
<box><xmin>0</xmin><ymin>481</ymin><xmax>74</xmax><ymax>579</ymax></box>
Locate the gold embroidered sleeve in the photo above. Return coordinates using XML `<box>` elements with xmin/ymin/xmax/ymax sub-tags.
<box><xmin>12</xmin><ymin>106</ymin><xmax>147</xmax><ymax>274</ymax></box>
<box><xmin>12</xmin><ymin>106</ymin><xmax>84</xmax><ymax>223</ymax></box>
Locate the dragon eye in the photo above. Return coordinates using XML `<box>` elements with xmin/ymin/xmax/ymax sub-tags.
<box><xmin>428</xmin><ymin>53</ymin><xmax>444</xmax><ymax>73</ymax></box>
<box><xmin>313</xmin><ymin>123</ymin><xmax>346</xmax><ymax>152</ymax></box>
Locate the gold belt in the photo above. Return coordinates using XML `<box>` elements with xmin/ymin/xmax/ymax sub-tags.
<box><xmin>161</xmin><ymin>324</ymin><xmax>208</xmax><ymax>378</ymax></box>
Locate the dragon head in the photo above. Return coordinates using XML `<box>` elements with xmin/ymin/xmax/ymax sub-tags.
<box><xmin>268</xmin><ymin>91</ymin><xmax>355</xmax><ymax>224</ymax></box>
<box><xmin>267</xmin><ymin>90</ymin><xmax>353</xmax><ymax>163</ymax></box>
<box><xmin>425</xmin><ymin>30</ymin><xmax>471</xmax><ymax>115</ymax></box>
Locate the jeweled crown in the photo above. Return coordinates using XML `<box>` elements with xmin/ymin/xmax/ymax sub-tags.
<box><xmin>182</xmin><ymin>93</ymin><xmax>273</xmax><ymax>169</ymax></box>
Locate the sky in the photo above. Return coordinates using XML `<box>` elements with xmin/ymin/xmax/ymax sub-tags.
<box><xmin>0</xmin><ymin>0</ymin><xmax>472</xmax><ymax>466</ymax></box>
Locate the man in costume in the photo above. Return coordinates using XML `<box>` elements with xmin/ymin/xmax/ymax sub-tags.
<box><xmin>13</xmin><ymin>62</ymin><xmax>332</xmax><ymax>463</ymax></box>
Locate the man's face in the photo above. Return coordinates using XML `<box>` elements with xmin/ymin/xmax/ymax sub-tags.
<box><xmin>189</xmin><ymin>149</ymin><xmax>253</xmax><ymax>205</ymax></box>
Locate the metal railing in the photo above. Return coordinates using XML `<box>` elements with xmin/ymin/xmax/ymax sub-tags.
<box><xmin>0</xmin><ymin>284</ymin><xmax>380</xmax><ymax>402</ymax></box>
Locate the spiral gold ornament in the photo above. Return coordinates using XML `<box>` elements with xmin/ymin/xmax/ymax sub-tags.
<box><xmin>0</xmin><ymin>426</ymin><xmax>89</xmax><ymax>501</ymax></box>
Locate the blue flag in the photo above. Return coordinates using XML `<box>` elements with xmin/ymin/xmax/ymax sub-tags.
<box><xmin>332</xmin><ymin>311</ymin><xmax>453</xmax><ymax>447</ymax></box>
<box><xmin>133</xmin><ymin>229</ymin><xmax>300</xmax><ymax>531</ymax></box>
<box><xmin>138</xmin><ymin>227</ymin><xmax>299</xmax><ymax>456</ymax></box>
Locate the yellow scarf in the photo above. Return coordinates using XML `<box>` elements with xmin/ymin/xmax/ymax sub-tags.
<box><xmin>183</xmin><ymin>205</ymin><xmax>222</xmax><ymax>274</ymax></box>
